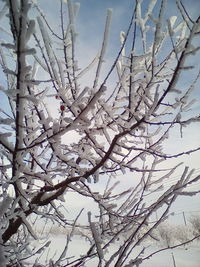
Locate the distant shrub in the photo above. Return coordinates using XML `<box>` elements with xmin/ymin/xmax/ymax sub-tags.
<box><xmin>189</xmin><ymin>215</ymin><xmax>200</xmax><ymax>236</ymax></box>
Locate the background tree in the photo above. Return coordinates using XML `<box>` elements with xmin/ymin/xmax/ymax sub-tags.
<box><xmin>0</xmin><ymin>0</ymin><xmax>200</xmax><ymax>266</ymax></box>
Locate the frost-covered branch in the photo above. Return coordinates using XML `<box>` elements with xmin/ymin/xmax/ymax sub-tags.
<box><xmin>0</xmin><ymin>0</ymin><xmax>199</xmax><ymax>265</ymax></box>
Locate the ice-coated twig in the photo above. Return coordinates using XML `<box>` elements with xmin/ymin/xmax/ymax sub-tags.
<box><xmin>88</xmin><ymin>211</ymin><xmax>104</xmax><ymax>261</ymax></box>
<box><xmin>93</xmin><ymin>8</ymin><xmax>112</xmax><ymax>90</ymax></box>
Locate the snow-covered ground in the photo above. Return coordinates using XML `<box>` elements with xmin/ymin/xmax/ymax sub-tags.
<box><xmin>26</xmin><ymin>234</ymin><xmax>200</xmax><ymax>266</ymax></box>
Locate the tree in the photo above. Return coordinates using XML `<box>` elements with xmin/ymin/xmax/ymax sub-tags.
<box><xmin>0</xmin><ymin>0</ymin><xmax>200</xmax><ymax>266</ymax></box>
<box><xmin>190</xmin><ymin>214</ymin><xmax>200</xmax><ymax>236</ymax></box>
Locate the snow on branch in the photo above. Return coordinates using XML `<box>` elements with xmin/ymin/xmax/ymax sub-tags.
<box><xmin>0</xmin><ymin>0</ymin><xmax>199</xmax><ymax>265</ymax></box>
<box><xmin>93</xmin><ymin>8</ymin><xmax>112</xmax><ymax>89</ymax></box>
<box><xmin>88</xmin><ymin>211</ymin><xmax>104</xmax><ymax>260</ymax></box>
